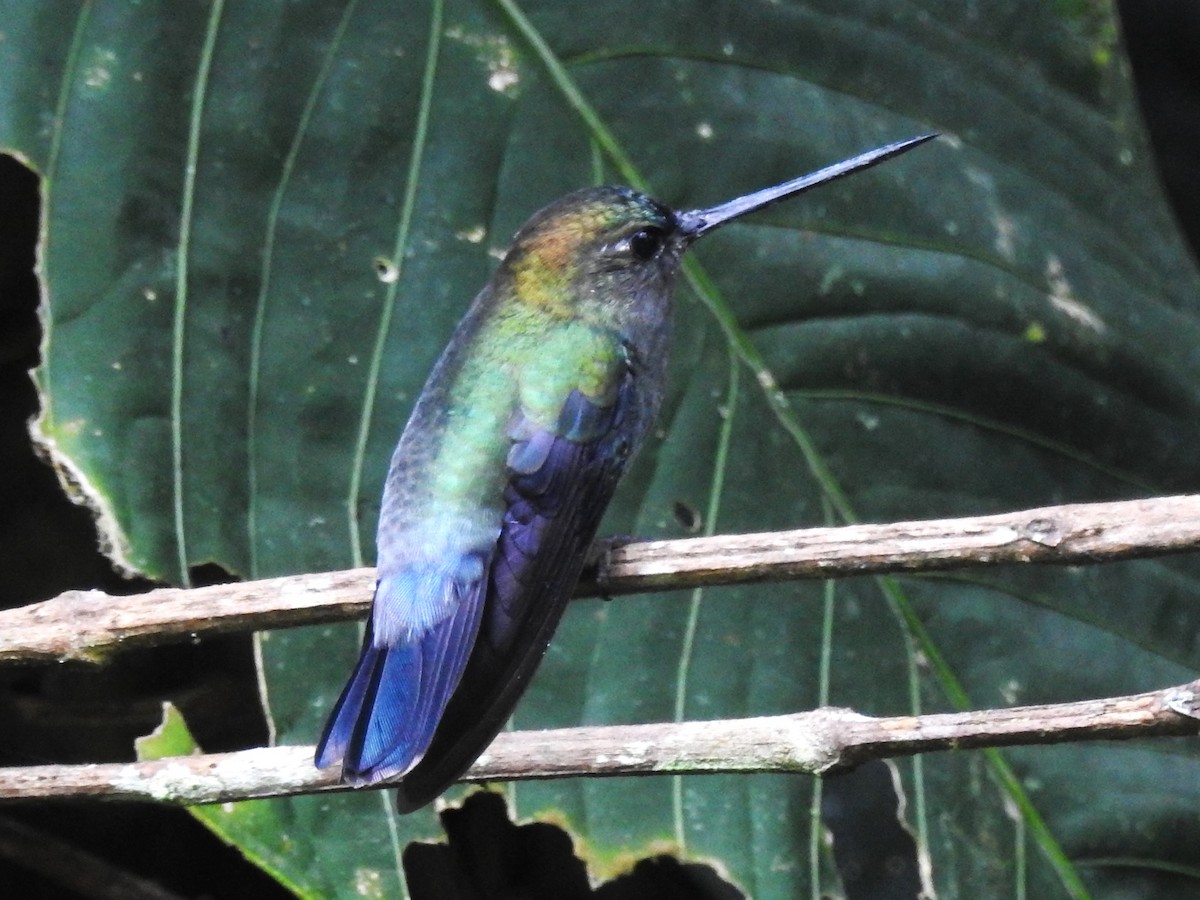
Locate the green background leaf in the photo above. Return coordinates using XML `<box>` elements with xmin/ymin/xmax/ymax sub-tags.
<box><xmin>4</xmin><ymin>0</ymin><xmax>1200</xmax><ymax>896</ymax></box>
<box><xmin>134</xmin><ymin>701</ymin><xmax>201</xmax><ymax>760</ymax></box>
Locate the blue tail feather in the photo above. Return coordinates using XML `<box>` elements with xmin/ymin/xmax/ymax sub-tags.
<box><xmin>313</xmin><ymin>632</ymin><xmax>381</xmax><ymax>770</ymax></box>
<box><xmin>314</xmin><ymin>566</ymin><xmax>488</xmax><ymax>785</ymax></box>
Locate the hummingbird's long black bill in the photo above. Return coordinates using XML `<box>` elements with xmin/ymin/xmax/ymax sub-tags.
<box><xmin>677</xmin><ymin>133</ymin><xmax>937</xmax><ymax>238</ymax></box>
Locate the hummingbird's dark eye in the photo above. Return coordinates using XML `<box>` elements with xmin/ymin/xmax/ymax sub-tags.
<box><xmin>628</xmin><ymin>227</ymin><xmax>665</xmax><ymax>261</ymax></box>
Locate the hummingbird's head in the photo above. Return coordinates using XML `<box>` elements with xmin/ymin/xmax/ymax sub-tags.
<box><xmin>501</xmin><ymin>186</ymin><xmax>688</xmax><ymax>323</ymax></box>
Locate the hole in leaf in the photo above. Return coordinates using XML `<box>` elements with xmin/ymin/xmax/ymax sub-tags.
<box><xmin>374</xmin><ymin>255</ymin><xmax>400</xmax><ymax>283</ymax></box>
<box><xmin>404</xmin><ymin>790</ymin><xmax>591</xmax><ymax>899</ymax></box>
<box><xmin>672</xmin><ymin>500</ymin><xmax>702</xmax><ymax>532</ymax></box>
<box><xmin>404</xmin><ymin>790</ymin><xmax>745</xmax><ymax>899</ymax></box>
<box><xmin>188</xmin><ymin>561</ymin><xmax>237</xmax><ymax>588</ymax></box>
<box><xmin>594</xmin><ymin>854</ymin><xmax>745</xmax><ymax>899</ymax></box>
<box><xmin>821</xmin><ymin>760</ymin><xmax>923</xmax><ymax>899</ymax></box>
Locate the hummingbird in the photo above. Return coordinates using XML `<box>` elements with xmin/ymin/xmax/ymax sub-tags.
<box><xmin>316</xmin><ymin>133</ymin><xmax>936</xmax><ymax>812</ymax></box>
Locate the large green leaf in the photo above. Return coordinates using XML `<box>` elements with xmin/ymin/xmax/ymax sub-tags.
<box><xmin>4</xmin><ymin>0</ymin><xmax>1200</xmax><ymax>896</ymax></box>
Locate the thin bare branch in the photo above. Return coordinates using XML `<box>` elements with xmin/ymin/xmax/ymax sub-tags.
<box><xmin>2</xmin><ymin>679</ymin><xmax>1196</xmax><ymax>804</ymax></box>
<box><xmin>0</xmin><ymin>568</ymin><xmax>375</xmax><ymax>664</ymax></box>
<box><xmin>2</xmin><ymin>493</ymin><xmax>1199</xmax><ymax>665</ymax></box>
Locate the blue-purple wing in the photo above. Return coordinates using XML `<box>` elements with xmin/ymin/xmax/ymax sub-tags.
<box><xmin>394</xmin><ymin>382</ymin><xmax>636</xmax><ymax>811</ymax></box>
